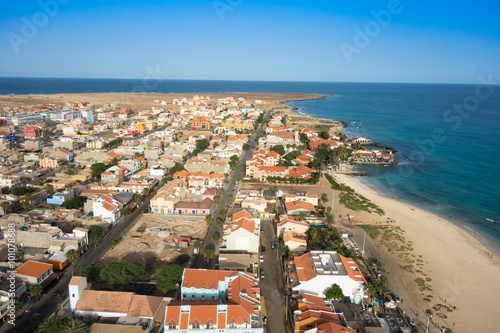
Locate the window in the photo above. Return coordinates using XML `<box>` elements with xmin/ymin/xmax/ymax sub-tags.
<box><xmin>168</xmin><ymin>322</ymin><xmax>176</xmax><ymax>329</ymax></box>
<box><xmin>206</xmin><ymin>321</ymin><xmax>213</xmax><ymax>329</ymax></box>
<box><xmin>192</xmin><ymin>322</ymin><xmax>200</xmax><ymax>329</ymax></box>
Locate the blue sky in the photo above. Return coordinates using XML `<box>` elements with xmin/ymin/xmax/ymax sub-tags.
<box><xmin>0</xmin><ymin>0</ymin><xmax>499</xmax><ymax>83</ymax></box>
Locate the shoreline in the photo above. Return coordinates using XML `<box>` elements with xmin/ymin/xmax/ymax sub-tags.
<box><xmin>334</xmin><ymin>173</ymin><xmax>500</xmax><ymax>332</ymax></box>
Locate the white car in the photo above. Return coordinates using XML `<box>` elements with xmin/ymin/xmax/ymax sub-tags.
<box><xmin>259</xmin><ymin>255</ymin><xmax>264</xmax><ymax>263</ymax></box>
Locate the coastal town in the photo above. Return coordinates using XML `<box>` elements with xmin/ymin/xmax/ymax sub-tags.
<box><xmin>0</xmin><ymin>92</ymin><xmax>466</xmax><ymax>333</ymax></box>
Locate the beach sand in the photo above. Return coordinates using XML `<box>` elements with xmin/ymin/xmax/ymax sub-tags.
<box><xmin>334</xmin><ymin>173</ymin><xmax>500</xmax><ymax>333</ymax></box>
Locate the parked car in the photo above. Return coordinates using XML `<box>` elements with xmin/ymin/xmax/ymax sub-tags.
<box><xmin>270</xmin><ymin>242</ymin><xmax>275</xmax><ymax>249</ymax></box>
<box><xmin>392</xmin><ymin>293</ymin><xmax>401</xmax><ymax>303</ymax></box>
<box><xmin>260</xmin><ymin>270</ymin><xmax>265</xmax><ymax>279</ymax></box>
<box><xmin>259</xmin><ymin>255</ymin><xmax>264</xmax><ymax>263</ymax></box>
<box><xmin>261</xmin><ymin>246</ymin><xmax>266</xmax><ymax>253</ymax></box>
<box><xmin>260</xmin><ymin>226</ymin><xmax>264</xmax><ymax>233</ymax></box>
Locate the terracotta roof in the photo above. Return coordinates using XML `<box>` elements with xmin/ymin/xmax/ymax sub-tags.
<box><xmin>232</xmin><ymin>210</ymin><xmax>252</xmax><ymax>222</ymax></box>
<box><xmin>285</xmin><ymin>200</ymin><xmax>316</xmax><ymax>213</ymax></box>
<box><xmin>107</xmin><ymin>152</ymin><xmax>119</xmax><ymax>158</ymax></box>
<box><xmin>69</xmin><ymin>276</ymin><xmax>82</xmax><ymax>286</ymax></box>
<box><xmin>75</xmin><ymin>290</ymin><xmax>163</xmax><ymax>318</ymax></box>
<box><xmin>294</xmin><ymin>254</ymin><xmax>317</xmax><ymax>282</ymax></box>
<box><xmin>14</xmin><ymin>261</ymin><xmax>52</xmax><ymax>277</ymax></box>
<box><xmin>339</xmin><ymin>254</ymin><xmax>367</xmax><ymax>284</ymax></box>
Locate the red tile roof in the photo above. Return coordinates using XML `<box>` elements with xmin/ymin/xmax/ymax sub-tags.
<box><xmin>14</xmin><ymin>261</ymin><xmax>52</xmax><ymax>277</ymax></box>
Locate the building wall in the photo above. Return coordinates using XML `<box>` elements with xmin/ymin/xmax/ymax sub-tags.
<box><xmin>292</xmin><ymin>275</ymin><xmax>364</xmax><ymax>302</ymax></box>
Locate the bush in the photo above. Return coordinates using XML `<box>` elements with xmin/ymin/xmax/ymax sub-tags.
<box><xmin>12</xmin><ymin>186</ymin><xmax>38</xmax><ymax>196</ymax></box>
<box><xmin>155</xmin><ymin>264</ymin><xmax>184</xmax><ymax>291</ymax></box>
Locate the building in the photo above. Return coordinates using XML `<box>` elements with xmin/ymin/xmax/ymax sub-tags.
<box><xmin>284</xmin><ymin>192</ymin><xmax>319</xmax><ymax>206</ymax></box>
<box><xmin>128</xmin><ymin>174</ymin><xmax>156</xmax><ymax>193</ymax></box>
<box><xmin>150</xmin><ymin>179</ymin><xmax>186</xmax><ymax>215</ymax></box>
<box><xmin>92</xmin><ymin>195</ymin><xmax>123</xmax><ymax>224</ymax></box>
<box><xmin>290</xmin><ymin>251</ymin><xmax>366</xmax><ymax>303</ymax></box>
<box><xmin>69</xmin><ymin>276</ymin><xmax>164</xmax><ymax>322</ymax></box>
<box><xmin>187</xmin><ymin>173</ymin><xmax>225</xmax><ymax>194</ymax></box>
<box><xmin>149</xmin><ymin>165</ymin><xmax>168</xmax><ymax>180</ymax></box>
<box><xmin>39</xmin><ymin>158</ymin><xmax>59</xmax><ymax>169</ymax></box>
<box><xmin>23</xmin><ymin>126</ymin><xmax>42</xmax><ymax>139</ymax></box>
<box><xmin>189</xmin><ymin>116</ymin><xmax>212</xmax><ymax>129</ymax></box>
<box><xmin>164</xmin><ymin>269</ymin><xmax>263</xmax><ymax>332</ymax></box>
<box><xmin>277</xmin><ymin>216</ymin><xmax>309</xmax><ymax>238</ymax></box>
<box><xmin>0</xmin><ymin>133</ymin><xmax>15</xmax><ymax>146</ymax></box>
<box><xmin>285</xmin><ymin>200</ymin><xmax>316</xmax><ymax>216</ymax></box>
<box><xmin>174</xmin><ymin>198</ymin><xmax>213</xmax><ymax>215</ymax></box>
<box><xmin>283</xmin><ymin>232</ymin><xmax>307</xmax><ymax>252</ymax></box>
<box><xmin>221</xmin><ymin>211</ymin><xmax>260</xmax><ymax>253</ymax></box>
<box><xmin>14</xmin><ymin>261</ymin><xmax>56</xmax><ymax>287</ymax></box>
<box><xmin>47</xmin><ymin>190</ymin><xmax>74</xmax><ymax>206</ymax></box>
<box><xmin>293</xmin><ymin>293</ymin><xmax>355</xmax><ymax>333</ymax></box>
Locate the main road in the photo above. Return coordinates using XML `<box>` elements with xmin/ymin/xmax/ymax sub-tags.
<box><xmin>192</xmin><ymin>112</ymin><xmax>268</xmax><ymax>269</ymax></box>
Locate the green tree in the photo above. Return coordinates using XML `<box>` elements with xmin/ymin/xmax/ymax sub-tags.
<box><xmin>212</xmin><ymin>233</ymin><xmax>220</xmax><ymax>243</ymax></box>
<box><xmin>219</xmin><ymin>209</ymin><xmax>226</xmax><ymax>219</ymax></box>
<box><xmin>88</xmin><ymin>225</ymin><xmax>104</xmax><ymax>244</ymax></box>
<box><xmin>99</xmin><ymin>262</ymin><xmax>149</xmax><ymax>287</ymax></box>
<box><xmin>90</xmin><ymin>163</ymin><xmax>107</xmax><ymax>178</ymax></box>
<box><xmin>65</xmin><ymin>249</ymin><xmax>79</xmax><ymax>266</ymax></box>
<box><xmin>203</xmin><ymin>249</ymin><xmax>214</xmax><ymax>262</ymax></box>
<box><xmin>62</xmin><ymin>317</ymin><xmax>89</xmax><ymax>333</ymax></box>
<box><xmin>318</xmin><ymin>130</ymin><xmax>330</xmax><ymax>139</ymax></box>
<box><xmin>134</xmin><ymin>194</ymin><xmax>142</xmax><ymax>202</ymax></box>
<box><xmin>242</xmin><ymin>143</ymin><xmax>250</xmax><ymax>150</ymax></box>
<box><xmin>219</xmin><ymin>188</ymin><xmax>225</xmax><ymax>195</ymax></box>
<box><xmin>278</xmin><ymin>244</ymin><xmax>290</xmax><ymax>259</ymax></box>
<box><xmin>14</xmin><ymin>299</ymin><xmax>23</xmax><ymax>313</ymax></box>
<box><xmin>29</xmin><ymin>313</ymin><xmax>42</xmax><ymax>328</ymax></box>
<box><xmin>205</xmin><ymin>215</ymin><xmax>212</xmax><ymax>226</ymax></box>
<box><xmin>30</xmin><ymin>283</ymin><xmax>43</xmax><ymax>299</ymax></box>
<box><xmin>227</xmin><ymin>194</ymin><xmax>233</xmax><ymax>201</ymax></box>
<box><xmin>321</xmin><ymin>193</ymin><xmax>329</xmax><ymax>204</ymax></box>
<box><xmin>155</xmin><ymin>264</ymin><xmax>184</xmax><ymax>291</ymax></box>
<box><xmin>143</xmin><ymin>188</ymin><xmax>150</xmax><ymax>197</ymax></box>
<box><xmin>196</xmin><ymin>139</ymin><xmax>210</xmax><ymax>150</ymax></box>
<box><xmin>270</xmin><ymin>145</ymin><xmax>285</xmax><ymax>155</ymax></box>
<box><xmin>377</xmin><ymin>281</ymin><xmax>392</xmax><ymax>299</ymax></box>
<box><xmin>272</xmin><ymin>186</ymin><xmax>278</xmax><ymax>193</ymax></box>
<box><xmin>230</xmin><ymin>155</ymin><xmax>239</xmax><ymax>163</ymax></box>
<box><xmin>1</xmin><ymin>201</ymin><xmax>10</xmax><ymax>215</ymax></box>
<box><xmin>168</xmin><ymin>163</ymin><xmax>185</xmax><ymax>175</ymax></box>
<box><xmin>325</xmin><ymin>283</ymin><xmax>344</xmax><ymax>301</ymax></box>
<box><xmin>193</xmin><ymin>240</ymin><xmax>202</xmax><ymax>252</ymax></box>
<box><xmin>299</xmin><ymin>133</ymin><xmax>308</xmax><ymax>144</ymax></box>
<box><xmin>326</xmin><ymin>213</ymin><xmax>335</xmax><ymax>225</ymax></box>
<box><xmin>79</xmin><ymin>264</ymin><xmax>101</xmax><ymax>286</ymax></box>
<box><xmin>120</xmin><ymin>207</ymin><xmax>129</xmax><ymax>216</ymax></box>
<box><xmin>298</xmin><ymin>211</ymin><xmax>307</xmax><ymax>222</ymax></box>
<box><xmin>37</xmin><ymin>314</ymin><xmax>64</xmax><ymax>333</ymax></box>
<box><xmin>213</xmin><ymin>195</ymin><xmax>221</xmax><ymax>204</ymax></box>
<box><xmin>12</xmin><ymin>186</ymin><xmax>38</xmax><ymax>196</ymax></box>
<box><xmin>61</xmin><ymin>196</ymin><xmax>88</xmax><ymax>209</ymax></box>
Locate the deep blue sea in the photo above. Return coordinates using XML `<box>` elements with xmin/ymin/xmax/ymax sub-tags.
<box><xmin>1</xmin><ymin>77</ymin><xmax>499</xmax><ymax>244</ymax></box>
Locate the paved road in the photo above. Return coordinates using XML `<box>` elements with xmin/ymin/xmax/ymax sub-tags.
<box><xmin>259</xmin><ymin>219</ymin><xmax>290</xmax><ymax>333</ymax></box>
<box><xmin>192</xmin><ymin>113</ymin><xmax>268</xmax><ymax>269</ymax></box>
<box><xmin>3</xmin><ymin>187</ymin><xmax>159</xmax><ymax>333</ymax></box>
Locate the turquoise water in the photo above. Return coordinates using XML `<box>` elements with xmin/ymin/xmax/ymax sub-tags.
<box><xmin>1</xmin><ymin>78</ymin><xmax>499</xmax><ymax>243</ymax></box>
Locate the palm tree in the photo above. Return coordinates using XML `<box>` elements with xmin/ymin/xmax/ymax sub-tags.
<box><xmin>193</xmin><ymin>241</ymin><xmax>202</xmax><ymax>253</ymax></box>
<box><xmin>317</xmin><ymin>227</ymin><xmax>329</xmax><ymax>245</ymax></box>
<box><xmin>219</xmin><ymin>188</ymin><xmax>225</xmax><ymax>195</ymax></box>
<box><xmin>65</xmin><ymin>249</ymin><xmax>79</xmax><ymax>266</ymax></box>
<box><xmin>134</xmin><ymin>194</ymin><xmax>141</xmax><ymax>203</ymax></box>
<box><xmin>227</xmin><ymin>194</ymin><xmax>233</xmax><ymax>201</ymax></box>
<box><xmin>377</xmin><ymin>281</ymin><xmax>392</xmax><ymax>300</ymax></box>
<box><xmin>150</xmin><ymin>190</ymin><xmax>157</xmax><ymax>197</ymax></box>
<box><xmin>30</xmin><ymin>283</ymin><xmax>43</xmax><ymax>300</ymax></box>
<box><xmin>212</xmin><ymin>233</ymin><xmax>220</xmax><ymax>244</ymax></box>
<box><xmin>203</xmin><ymin>249</ymin><xmax>214</xmax><ymax>263</ymax></box>
<box><xmin>143</xmin><ymin>188</ymin><xmax>150</xmax><ymax>197</ymax></box>
<box><xmin>205</xmin><ymin>215</ymin><xmax>212</xmax><ymax>226</ymax></box>
<box><xmin>62</xmin><ymin>317</ymin><xmax>89</xmax><ymax>333</ymax></box>
<box><xmin>216</xmin><ymin>218</ymin><xmax>224</xmax><ymax>231</ymax></box>
<box><xmin>46</xmin><ymin>183</ymin><xmax>54</xmax><ymax>194</ymax></box>
<box><xmin>278</xmin><ymin>244</ymin><xmax>289</xmax><ymax>259</ymax></box>
<box><xmin>321</xmin><ymin>193</ymin><xmax>328</xmax><ymax>204</ymax></box>
<box><xmin>1</xmin><ymin>201</ymin><xmax>10</xmax><ymax>215</ymax></box>
<box><xmin>22</xmin><ymin>199</ymin><xmax>31</xmax><ymax>211</ymax></box>
<box><xmin>219</xmin><ymin>209</ymin><xmax>226</xmax><ymax>219</ymax></box>
<box><xmin>37</xmin><ymin>314</ymin><xmax>61</xmax><ymax>333</ymax></box>
<box><xmin>29</xmin><ymin>313</ymin><xmax>42</xmax><ymax>328</ymax></box>
<box><xmin>213</xmin><ymin>195</ymin><xmax>221</xmax><ymax>204</ymax></box>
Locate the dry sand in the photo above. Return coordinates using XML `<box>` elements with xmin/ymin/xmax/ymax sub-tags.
<box><xmin>334</xmin><ymin>173</ymin><xmax>500</xmax><ymax>333</ymax></box>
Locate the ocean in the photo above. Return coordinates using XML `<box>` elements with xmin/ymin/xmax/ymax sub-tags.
<box><xmin>1</xmin><ymin>77</ymin><xmax>499</xmax><ymax>244</ymax></box>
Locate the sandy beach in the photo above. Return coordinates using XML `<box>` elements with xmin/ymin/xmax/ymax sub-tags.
<box><xmin>334</xmin><ymin>173</ymin><xmax>500</xmax><ymax>333</ymax></box>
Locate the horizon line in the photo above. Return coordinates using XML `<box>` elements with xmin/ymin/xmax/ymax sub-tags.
<box><xmin>0</xmin><ymin>76</ymin><xmax>492</xmax><ymax>86</ymax></box>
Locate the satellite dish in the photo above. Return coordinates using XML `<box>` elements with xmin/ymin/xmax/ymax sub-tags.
<box><xmin>294</xmin><ymin>310</ymin><xmax>302</xmax><ymax>315</ymax></box>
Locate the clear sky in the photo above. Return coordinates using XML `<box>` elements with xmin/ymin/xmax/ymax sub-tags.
<box><xmin>0</xmin><ymin>0</ymin><xmax>499</xmax><ymax>83</ymax></box>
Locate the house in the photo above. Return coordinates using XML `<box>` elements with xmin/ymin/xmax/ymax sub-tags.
<box><xmin>189</xmin><ymin>116</ymin><xmax>212</xmax><ymax>129</ymax></box>
<box><xmin>283</xmin><ymin>232</ymin><xmax>307</xmax><ymax>252</ymax></box>
<box><xmin>149</xmin><ymin>165</ymin><xmax>168</xmax><ymax>179</ymax></box>
<box><xmin>39</xmin><ymin>158</ymin><xmax>59</xmax><ymax>169</ymax></box>
<box><xmin>150</xmin><ymin>179</ymin><xmax>186</xmax><ymax>215</ymax></box>
<box><xmin>308</xmin><ymin>140</ymin><xmax>344</xmax><ymax>151</ymax></box>
<box><xmin>173</xmin><ymin>170</ymin><xmax>190</xmax><ymax>182</ymax></box>
<box><xmin>69</xmin><ymin>276</ymin><xmax>164</xmax><ymax>321</ymax></box>
<box><xmin>0</xmin><ymin>133</ymin><xmax>15</xmax><ymax>146</ymax></box>
<box><xmin>240</xmin><ymin>197</ymin><xmax>267</xmax><ymax>213</ymax></box>
<box><xmin>184</xmin><ymin>159</ymin><xmax>230</xmax><ymax>174</ymax></box>
<box><xmin>92</xmin><ymin>195</ymin><xmax>123</xmax><ymax>224</ymax></box>
<box><xmin>23</xmin><ymin>126</ymin><xmax>42</xmax><ymax>139</ymax></box>
<box><xmin>284</xmin><ymin>192</ymin><xmax>319</xmax><ymax>206</ymax></box>
<box><xmin>285</xmin><ymin>200</ymin><xmax>316</xmax><ymax>216</ymax></box>
<box><xmin>293</xmin><ymin>293</ymin><xmax>355</xmax><ymax>333</ymax></box>
<box><xmin>14</xmin><ymin>261</ymin><xmax>57</xmax><ymax>287</ymax></box>
<box><xmin>187</xmin><ymin>173</ymin><xmax>225</xmax><ymax>194</ymax></box>
<box><xmin>47</xmin><ymin>190</ymin><xmax>74</xmax><ymax>206</ymax></box>
<box><xmin>164</xmin><ymin>269</ymin><xmax>263</xmax><ymax>332</ymax></box>
<box><xmin>174</xmin><ymin>198</ymin><xmax>213</xmax><ymax>215</ymax></box>
<box><xmin>287</xmin><ymin>166</ymin><xmax>313</xmax><ymax>180</ymax></box>
<box><xmin>221</xmin><ymin>211</ymin><xmax>260</xmax><ymax>253</ymax></box>
<box><xmin>128</xmin><ymin>174</ymin><xmax>156</xmax><ymax>193</ymax></box>
<box><xmin>290</xmin><ymin>251</ymin><xmax>366</xmax><ymax>303</ymax></box>
<box><xmin>277</xmin><ymin>216</ymin><xmax>309</xmax><ymax>238</ymax></box>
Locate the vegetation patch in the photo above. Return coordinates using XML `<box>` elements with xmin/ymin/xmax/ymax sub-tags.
<box><xmin>359</xmin><ymin>225</ymin><xmax>380</xmax><ymax>239</ymax></box>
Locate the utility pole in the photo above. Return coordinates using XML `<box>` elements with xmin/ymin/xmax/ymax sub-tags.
<box><xmin>362</xmin><ymin>230</ymin><xmax>366</xmax><ymax>258</ymax></box>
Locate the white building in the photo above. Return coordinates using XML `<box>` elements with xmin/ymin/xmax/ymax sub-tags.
<box><xmin>92</xmin><ymin>195</ymin><xmax>123</xmax><ymax>224</ymax></box>
<box><xmin>221</xmin><ymin>211</ymin><xmax>260</xmax><ymax>253</ymax></box>
<box><xmin>291</xmin><ymin>251</ymin><xmax>366</xmax><ymax>304</ymax></box>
